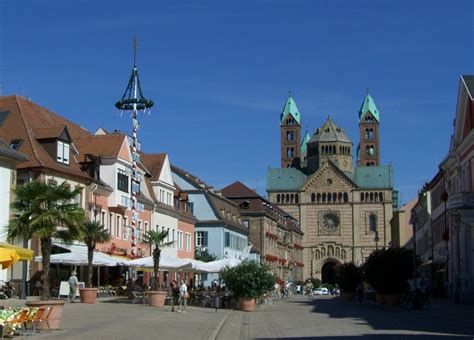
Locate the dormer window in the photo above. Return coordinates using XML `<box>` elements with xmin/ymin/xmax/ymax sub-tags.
<box><xmin>57</xmin><ymin>141</ymin><xmax>70</xmax><ymax>164</ymax></box>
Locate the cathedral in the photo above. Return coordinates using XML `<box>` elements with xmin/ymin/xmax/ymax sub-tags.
<box><xmin>266</xmin><ymin>93</ymin><xmax>396</xmax><ymax>283</ymax></box>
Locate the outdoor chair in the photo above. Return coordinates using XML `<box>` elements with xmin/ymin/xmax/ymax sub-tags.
<box><xmin>132</xmin><ymin>291</ymin><xmax>145</xmax><ymax>304</ymax></box>
<box><xmin>28</xmin><ymin>307</ymin><xmax>51</xmax><ymax>334</ymax></box>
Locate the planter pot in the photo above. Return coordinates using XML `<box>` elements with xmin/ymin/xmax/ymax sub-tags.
<box><xmin>385</xmin><ymin>293</ymin><xmax>401</xmax><ymax>306</ymax></box>
<box><xmin>148</xmin><ymin>291</ymin><xmax>167</xmax><ymax>307</ymax></box>
<box><xmin>375</xmin><ymin>292</ymin><xmax>387</xmax><ymax>305</ymax></box>
<box><xmin>239</xmin><ymin>297</ymin><xmax>256</xmax><ymax>312</ymax></box>
<box><xmin>79</xmin><ymin>288</ymin><xmax>98</xmax><ymax>304</ymax></box>
<box><xmin>26</xmin><ymin>299</ymin><xmax>65</xmax><ymax>330</ymax></box>
<box><xmin>340</xmin><ymin>291</ymin><xmax>356</xmax><ymax>302</ymax></box>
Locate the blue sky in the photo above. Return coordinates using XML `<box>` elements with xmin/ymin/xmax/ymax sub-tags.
<box><xmin>1</xmin><ymin>0</ymin><xmax>473</xmax><ymax>204</ymax></box>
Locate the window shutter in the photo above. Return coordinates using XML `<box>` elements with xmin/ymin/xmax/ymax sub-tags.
<box><xmin>57</xmin><ymin>141</ymin><xmax>63</xmax><ymax>162</ymax></box>
<box><xmin>63</xmin><ymin>143</ymin><xmax>70</xmax><ymax>164</ymax></box>
<box><xmin>203</xmin><ymin>231</ymin><xmax>208</xmax><ymax>247</ymax></box>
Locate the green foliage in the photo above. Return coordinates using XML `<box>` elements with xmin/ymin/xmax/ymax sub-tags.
<box><xmin>220</xmin><ymin>261</ymin><xmax>275</xmax><ymax>299</ymax></box>
<box><xmin>195</xmin><ymin>248</ymin><xmax>217</xmax><ymax>262</ymax></box>
<box><xmin>8</xmin><ymin>181</ymin><xmax>85</xmax><ymax>300</ymax></box>
<box><xmin>321</xmin><ymin>283</ymin><xmax>335</xmax><ymax>291</ymax></box>
<box><xmin>306</xmin><ymin>278</ymin><xmax>321</xmax><ymax>288</ymax></box>
<box><xmin>363</xmin><ymin>247</ymin><xmax>414</xmax><ymax>294</ymax></box>
<box><xmin>81</xmin><ymin>221</ymin><xmax>110</xmax><ymax>287</ymax></box>
<box><xmin>334</xmin><ymin>262</ymin><xmax>363</xmax><ymax>292</ymax></box>
<box><xmin>140</xmin><ymin>229</ymin><xmax>174</xmax><ymax>290</ymax></box>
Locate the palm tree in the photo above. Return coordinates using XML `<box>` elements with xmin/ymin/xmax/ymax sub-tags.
<box><xmin>81</xmin><ymin>221</ymin><xmax>111</xmax><ymax>288</ymax></box>
<box><xmin>140</xmin><ymin>229</ymin><xmax>174</xmax><ymax>290</ymax></box>
<box><xmin>8</xmin><ymin>181</ymin><xmax>85</xmax><ymax>300</ymax></box>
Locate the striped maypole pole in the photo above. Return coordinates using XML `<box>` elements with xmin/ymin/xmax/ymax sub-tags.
<box><xmin>115</xmin><ymin>37</ymin><xmax>154</xmax><ymax>258</ymax></box>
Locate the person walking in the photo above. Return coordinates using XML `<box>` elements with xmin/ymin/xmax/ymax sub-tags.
<box><xmin>170</xmin><ymin>280</ymin><xmax>179</xmax><ymax>312</ymax></box>
<box><xmin>178</xmin><ymin>280</ymin><xmax>188</xmax><ymax>313</ymax></box>
<box><xmin>68</xmin><ymin>271</ymin><xmax>78</xmax><ymax>303</ymax></box>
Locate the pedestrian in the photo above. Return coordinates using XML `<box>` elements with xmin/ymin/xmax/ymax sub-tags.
<box><xmin>68</xmin><ymin>270</ymin><xmax>78</xmax><ymax>303</ymax></box>
<box><xmin>170</xmin><ymin>280</ymin><xmax>179</xmax><ymax>312</ymax></box>
<box><xmin>357</xmin><ymin>282</ymin><xmax>364</xmax><ymax>302</ymax></box>
<box><xmin>178</xmin><ymin>280</ymin><xmax>188</xmax><ymax>313</ymax></box>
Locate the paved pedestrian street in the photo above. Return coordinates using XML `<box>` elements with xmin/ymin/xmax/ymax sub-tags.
<box><xmin>10</xmin><ymin>295</ymin><xmax>474</xmax><ymax>340</ymax></box>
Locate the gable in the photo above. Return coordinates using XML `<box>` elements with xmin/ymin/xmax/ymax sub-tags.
<box><xmin>158</xmin><ymin>154</ymin><xmax>174</xmax><ymax>187</ymax></box>
<box><xmin>302</xmin><ymin>161</ymin><xmax>356</xmax><ymax>192</ymax></box>
<box><xmin>117</xmin><ymin>137</ymin><xmax>132</xmax><ymax>163</ymax></box>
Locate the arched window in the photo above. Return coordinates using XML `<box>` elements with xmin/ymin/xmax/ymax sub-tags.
<box><xmin>370</xmin><ymin>192</ymin><xmax>374</xmax><ymax>202</ymax></box>
<box><xmin>369</xmin><ymin>214</ymin><xmax>377</xmax><ymax>232</ymax></box>
<box><xmin>343</xmin><ymin>193</ymin><xmax>349</xmax><ymax>202</ymax></box>
<box><xmin>365</xmin><ymin>129</ymin><xmax>369</xmax><ymax>139</ymax></box>
<box><xmin>333</xmin><ymin>193</ymin><xmax>337</xmax><ymax>202</ymax></box>
<box><xmin>287</xmin><ymin>148</ymin><xmax>291</xmax><ymax>157</ymax></box>
<box><xmin>277</xmin><ymin>194</ymin><xmax>280</xmax><ymax>203</ymax></box>
<box><xmin>328</xmin><ymin>193</ymin><xmax>332</xmax><ymax>202</ymax></box>
<box><xmin>338</xmin><ymin>192</ymin><xmax>342</xmax><ymax>202</ymax></box>
<box><xmin>286</xmin><ymin>194</ymin><xmax>290</xmax><ymax>203</ymax></box>
<box><xmin>366</xmin><ymin>146</ymin><xmax>370</xmax><ymax>156</ymax></box>
<box><xmin>379</xmin><ymin>192</ymin><xmax>383</xmax><ymax>201</ymax></box>
<box><xmin>322</xmin><ymin>193</ymin><xmax>326</xmax><ymax>203</ymax></box>
<box><xmin>361</xmin><ymin>192</ymin><xmax>365</xmax><ymax>202</ymax></box>
<box><xmin>295</xmin><ymin>194</ymin><xmax>299</xmax><ymax>204</ymax></box>
<box><xmin>290</xmin><ymin>194</ymin><xmax>294</xmax><ymax>203</ymax></box>
<box><xmin>325</xmin><ymin>145</ymin><xmax>329</xmax><ymax>154</ymax></box>
<box><xmin>369</xmin><ymin>128</ymin><xmax>374</xmax><ymax>139</ymax></box>
<box><xmin>317</xmin><ymin>193</ymin><xmax>321</xmax><ymax>203</ymax></box>
<box><xmin>339</xmin><ymin>146</ymin><xmax>342</xmax><ymax>154</ymax></box>
<box><xmin>291</xmin><ymin>147</ymin><xmax>294</xmax><ymax>157</ymax></box>
<box><xmin>311</xmin><ymin>193</ymin><xmax>316</xmax><ymax>203</ymax></box>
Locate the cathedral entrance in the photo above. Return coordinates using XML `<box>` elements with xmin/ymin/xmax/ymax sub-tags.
<box><xmin>321</xmin><ymin>261</ymin><xmax>338</xmax><ymax>284</ymax></box>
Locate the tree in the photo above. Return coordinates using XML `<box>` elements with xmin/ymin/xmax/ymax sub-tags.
<box><xmin>195</xmin><ymin>248</ymin><xmax>217</xmax><ymax>263</ymax></box>
<box><xmin>8</xmin><ymin>182</ymin><xmax>85</xmax><ymax>300</ymax></box>
<box><xmin>81</xmin><ymin>221</ymin><xmax>110</xmax><ymax>288</ymax></box>
<box><xmin>140</xmin><ymin>229</ymin><xmax>174</xmax><ymax>290</ymax></box>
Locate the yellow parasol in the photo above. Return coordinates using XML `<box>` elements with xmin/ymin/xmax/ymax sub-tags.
<box><xmin>0</xmin><ymin>243</ymin><xmax>34</xmax><ymax>261</ymax></box>
<box><xmin>0</xmin><ymin>248</ymin><xmax>20</xmax><ymax>269</ymax></box>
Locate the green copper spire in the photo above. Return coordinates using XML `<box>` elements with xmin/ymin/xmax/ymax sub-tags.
<box><xmin>300</xmin><ymin>131</ymin><xmax>311</xmax><ymax>154</ymax></box>
<box><xmin>359</xmin><ymin>91</ymin><xmax>380</xmax><ymax>123</ymax></box>
<box><xmin>280</xmin><ymin>93</ymin><xmax>301</xmax><ymax>125</ymax></box>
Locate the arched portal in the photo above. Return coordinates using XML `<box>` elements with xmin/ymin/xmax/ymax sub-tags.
<box><xmin>321</xmin><ymin>260</ymin><xmax>338</xmax><ymax>285</ymax></box>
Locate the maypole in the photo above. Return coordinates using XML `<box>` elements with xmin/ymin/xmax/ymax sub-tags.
<box><xmin>115</xmin><ymin>37</ymin><xmax>154</xmax><ymax>258</ymax></box>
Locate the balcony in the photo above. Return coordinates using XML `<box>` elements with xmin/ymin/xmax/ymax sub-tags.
<box><xmin>447</xmin><ymin>192</ymin><xmax>474</xmax><ymax>210</ymax></box>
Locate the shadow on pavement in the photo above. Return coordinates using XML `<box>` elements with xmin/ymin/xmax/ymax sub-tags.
<box><xmin>286</xmin><ymin>297</ymin><xmax>474</xmax><ymax>338</ymax></box>
<box><xmin>256</xmin><ymin>335</ymin><xmax>471</xmax><ymax>339</ymax></box>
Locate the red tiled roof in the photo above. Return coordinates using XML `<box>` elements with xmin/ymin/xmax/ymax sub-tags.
<box><xmin>74</xmin><ymin>134</ymin><xmax>126</xmax><ymax>162</ymax></box>
<box><xmin>0</xmin><ymin>96</ymin><xmax>92</xmax><ymax>181</ymax></box>
<box><xmin>220</xmin><ymin>181</ymin><xmax>259</xmax><ymax>198</ymax></box>
<box><xmin>141</xmin><ymin>153</ymin><xmax>167</xmax><ymax>181</ymax></box>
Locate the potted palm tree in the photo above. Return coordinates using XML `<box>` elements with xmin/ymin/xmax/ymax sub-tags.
<box><xmin>334</xmin><ymin>262</ymin><xmax>362</xmax><ymax>302</ymax></box>
<box><xmin>79</xmin><ymin>220</ymin><xmax>111</xmax><ymax>303</ymax></box>
<box><xmin>8</xmin><ymin>181</ymin><xmax>84</xmax><ymax>329</ymax></box>
<box><xmin>220</xmin><ymin>261</ymin><xmax>275</xmax><ymax>312</ymax></box>
<box><xmin>140</xmin><ymin>229</ymin><xmax>174</xmax><ymax>307</ymax></box>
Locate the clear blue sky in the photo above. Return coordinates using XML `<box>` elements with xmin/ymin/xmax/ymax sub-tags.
<box><xmin>1</xmin><ymin>0</ymin><xmax>473</xmax><ymax>204</ymax></box>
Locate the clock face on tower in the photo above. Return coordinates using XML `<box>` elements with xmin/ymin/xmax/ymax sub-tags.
<box><xmin>323</xmin><ymin>213</ymin><xmax>340</xmax><ymax>231</ymax></box>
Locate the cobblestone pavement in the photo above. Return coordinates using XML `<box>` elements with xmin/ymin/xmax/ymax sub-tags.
<box><xmin>5</xmin><ymin>294</ymin><xmax>474</xmax><ymax>339</ymax></box>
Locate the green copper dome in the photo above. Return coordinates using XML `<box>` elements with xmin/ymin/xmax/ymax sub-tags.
<box><xmin>280</xmin><ymin>95</ymin><xmax>301</xmax><ymax>126</ymax></box>
<box><xmin>359</xmin><ymin>93</ymin><xmax>380</xmax><ymax>123</ymax></box>
<box><xmin>300</xmin><ymin>131</ymin><xmax>311</xmax><ymax>154</ymax></box>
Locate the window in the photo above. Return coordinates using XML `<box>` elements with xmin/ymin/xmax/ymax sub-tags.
<box><xmin>369</xmin><ymin>214</ymin><xmax>377</xmax><ymax>232</ymax></box>
<box><xmin>56</xmin><ymin>141</ymin><xmax>70</xmax><ymax>164</ymax></box>
<box><xmin>186</xmin><ymin>233</ymin><xmax>191</xmax><ymax>251</ymax></box>
<box><xmin>117</xmin><ymin>169</ymin><xmax>129</xmax><ymax>193</ymax></box>
<box><xmin>109</xmin><ymin>213</ymin><xmax>114</xmax><ymax>236</ymax></box>
<box><xmin>123</xmin><ymin>217</ymin><xmax>129</xmax><ymax>240</ymax></box>
<box><xmin>138</xmin><ymin>221</ymin><xmax>142</xmax><ymax>242</ymax></box>
<box><xmin>101</xmin><ymin>211</ymin><xmax>106</xmax><ymax>228</ymax></box>
<box><xmin>225</xmin><ymin>232</ymin><xmax>230</xmax><ymax>247</ymax></box>
<box><xmin>116</xmin><ymin>215</ymin><xmax>121</xmax><ymax>238</ymax></box>
<box><xmin>172</xmin><ymin>229</ymin><xmax>176</xmax><ymax>246</ymax></box>
<box><xmin>177</xmin><ymin>231</ymin><xmax>183</xmax><ymax>249</ymax></box>
<box><xmin>9</xmin><ymin>139</ymin><xmax>23</xmax><ymax>150</ymax></box>
<box><xmin>196</xmin><ymin>231</ymin><xmax>208</xmax><ymax>247</ymax></box>
<box><xmin>0</xmin><ymin>111</ymin><xmax>10</xmax><ymax>126</ymax></box>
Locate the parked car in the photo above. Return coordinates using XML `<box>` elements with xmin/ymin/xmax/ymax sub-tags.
<box><xmin>314</xmin><ymin>287</ymin><xmax>329</xmax><ymax>295</ymax></box>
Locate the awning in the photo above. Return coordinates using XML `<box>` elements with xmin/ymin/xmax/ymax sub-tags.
<box><xmin>0</xmin><ymin>248</ymin><xmax>20</xmax><ymax>269</ymax></box>
<box><xmin>0</xmin><ymin>243</ymin><xmax>34</xmax><ymax>261</ymax></box>
<box><xmin>35</xmin><ymin>242</ymin><xmax>119</xmax><ymax>266</ymax></box>
<box><xmin>108</xmin><ymin>254</ymin><xmax>130</xmax><ymax>262</ymax></box>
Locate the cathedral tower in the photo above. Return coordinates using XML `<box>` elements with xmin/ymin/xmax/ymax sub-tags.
<box><xmin>280</xmin><ymin>93</ymin><xmax>301</xmax><ymax>168</ymax></box>
<box><xmin>306</xmin><ymin>117</ymin><xmax>353</xmax><ymax>174</ymax></box>
<box><xmin>358</xmin><ymin>92</ymin><xmax>381</xmax><ymax>166</ymax></box>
